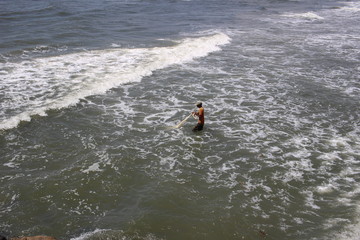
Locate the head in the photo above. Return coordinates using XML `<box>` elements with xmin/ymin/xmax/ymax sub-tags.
<box><xmin>196</xmin><ymin>101</ymin><xmax>202</xmax><ymax>108</ymax></box>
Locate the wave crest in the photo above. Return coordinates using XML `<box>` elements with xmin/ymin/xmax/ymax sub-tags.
<box><xmin>0</xmin><ymin>33</ymin><xmax>230</xmax><ymax>130</ymax></box>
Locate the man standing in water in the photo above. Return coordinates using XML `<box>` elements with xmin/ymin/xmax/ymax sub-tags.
<box><xmin>192</xmin><ymin>101</ymin><xmax>204</xmax><ymax>131</ymax></box>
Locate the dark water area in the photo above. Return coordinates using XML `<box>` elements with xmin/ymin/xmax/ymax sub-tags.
<box><xmin>1</xmin><ymin>0</ymin><xmax>360</xmax><ymax>239</ymax></box>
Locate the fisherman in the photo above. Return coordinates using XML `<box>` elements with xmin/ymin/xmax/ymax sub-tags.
<box><xmin>192</xmin><ymin>101</ymin><xmax>204</xmax><ymax>131</ymax></box>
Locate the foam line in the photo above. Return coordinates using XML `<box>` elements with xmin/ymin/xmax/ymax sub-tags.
<box><xmin>0</xmin><ymin>33</ymin><xmax>230</xmax><ymax>130</ymax></box>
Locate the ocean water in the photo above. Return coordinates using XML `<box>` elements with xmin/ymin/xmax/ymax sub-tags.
<box><xmin>1</xmin><ymin>0</ymin><xmax>360</xmax><ymax>239</ymax></box>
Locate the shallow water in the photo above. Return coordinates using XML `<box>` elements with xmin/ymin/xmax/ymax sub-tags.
<box><xmin>1</xmin><ymin>0</ymin><xmax>360</xmax><ymax>239</ymax></box>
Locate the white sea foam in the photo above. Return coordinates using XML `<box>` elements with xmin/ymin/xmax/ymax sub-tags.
<box><xmin>336</xmin><ymin>2</ymin><xmax>360</xmax><ymax>13</ymax></box>
<box><xmin>0</xmin><ymin>33</ymin><xmax>230</xmax><ymax>130</ymax></box>
<box><xmin>317</xmin><ymin>152</ymin><xmax>340</xmax><ymax>162</ymax></box>
<box><xmin>282</xmin><ymin>12</ymin><xmax>324</xmax><ymax>20</ymax></box>
<box><xmin>302</xmin><ymin>190</ymin><xmax>320</xmax><ymax>209</ymax></box>
<box><xmin>159</xmin><ymin>156</ymin><xmax>179</xmax><ymax>172</ymax></box>
<box><xmin>82</xmin><ymin>162</ymin><xmax>102</xmax><ymax>173</ymax></box>
<box><xmin>316</xmin><ymin>184</ymin><xmax>334</xmax><ymax>194</ymax></box>
<box><xmin>71</xmin><ymin>229</ymin><xmax>163</xmax><ymax>240</ymax></box>
<box><xmin>338</xmin><ymin>6</ymin><xmax>360</xmax><ymax>12</ymax></box>
<box><xmin>70</xmin><ymin>229</ymin><xmax>107</xmax><ymax>240</ymax></box>
<box><xmin>3</xmin><ymin>162</ymin><xmax>18</xmax><ymax>168</ymax></box>
<box><xmin>328</xmin><ymin>137</ymin><xmax>350</xmax><ymax>148</ymax></box>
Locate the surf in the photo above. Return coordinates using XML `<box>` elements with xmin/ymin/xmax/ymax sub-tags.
<box><xmin>0</xmin><ymin>32</ymin><xmax>230</xmax><ymax>130</ymax></box>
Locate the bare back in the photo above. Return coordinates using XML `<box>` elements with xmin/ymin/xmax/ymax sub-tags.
<box><xmin>198</xmin><ymin>107</ymin><xmax>204</xmax><ymax>125</ymax></box>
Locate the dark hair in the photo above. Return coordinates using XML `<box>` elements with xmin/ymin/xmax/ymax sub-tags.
<box><xmin>197</xmin><ymin>103</ymin><xmax>202</xmax><ymax>107</ymax></box>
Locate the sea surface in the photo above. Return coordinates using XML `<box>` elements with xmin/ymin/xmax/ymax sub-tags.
<box><xmin>1</xmin><ymin>0</ymin><xmax>360</xmax><ymax>239</ymax></box>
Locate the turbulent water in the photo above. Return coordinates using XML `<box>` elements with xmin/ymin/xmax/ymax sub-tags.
<box><xmin>1</xmin><ymin>0</ymin><xmax>360</xmax><ymax>239</ymax></box>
